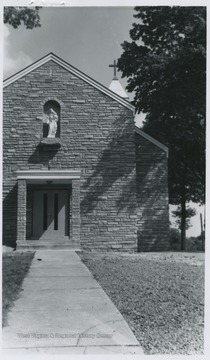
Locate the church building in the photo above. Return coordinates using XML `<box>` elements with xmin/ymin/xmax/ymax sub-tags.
<box><xmin>3</xmin><ymin>53</ymin><xmax>169</xmax><ymax>252</ymax></box>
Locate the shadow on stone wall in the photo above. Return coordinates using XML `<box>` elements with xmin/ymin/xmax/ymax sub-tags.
<box><xmin>28</xmin><ymin>144</ymin><xmax>59</xmax><ymax>165</ymax></box>
<box><xmin>81</xmin><ymin>118</ymin><xmax>136</xmax><ymax>215</ymax></box>
<box><xmin>115</xmin><ymin>175</ymin><xmax>137</xmax><ymax>213</ymax></box>
<box><xmin>136</xmin><ymin>157</ymin><xmax>169</xmax><ymax>251</ymax></box>
<box><xmin>3</xmin><ymin>184</ymin><xmax>17</xmax><ymax>248</ymax></box>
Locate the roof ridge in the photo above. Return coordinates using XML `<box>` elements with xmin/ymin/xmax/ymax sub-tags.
<box><xmin>3</xmin><ymin>53</ymin><xmax>134</xmax><ymax>112</ymax></box>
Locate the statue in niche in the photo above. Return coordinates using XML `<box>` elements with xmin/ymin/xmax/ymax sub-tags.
<box><xmin>46</xmin><ymin>108</ymin><xmax>58</xmax><ymax>138</ymax></box>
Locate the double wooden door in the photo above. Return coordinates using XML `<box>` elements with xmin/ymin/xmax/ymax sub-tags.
<box><xmin>32</xmin><ymin>190</ymin><xmax>69</xmax><ymax>240</ymax></box>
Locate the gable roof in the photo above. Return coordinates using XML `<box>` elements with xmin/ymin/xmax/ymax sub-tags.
<box><xmin>135</xmin><ymin>126</ymin><xmax>169</xmax><ymax>157</ymax></box>
<box><xmin>3</xmin><ymin>52</ymin><xmax>135</xmax><ymax>112</ymax></box>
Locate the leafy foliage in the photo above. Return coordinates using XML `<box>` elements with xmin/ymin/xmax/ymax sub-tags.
<box><xmin>118</xmin><ymin>7</ymin><xmax>206</xmax><ymax>245</ymax></box>
<box><xmin>172</xmin><ymin>206</ymin><xmax>196</xmax><ymax>230</ymax></box>
<box><xmin>4</xmin><ymin>7</ymin><xmax>41</xmax><ymax>29</ymax></box>
<box><xmin>170</xmin><ymin>227</ymin><xmax>181</xmax><ymax>250</ymax></box>
<box><xmin>118</xmin><ymin>6</ymin><xmax>205</xmax><ymax>203</ymax></box>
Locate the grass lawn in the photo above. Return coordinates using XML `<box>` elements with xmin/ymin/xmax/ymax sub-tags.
<box><xmin>2</xmin><ymin>251</ymin><xmax>35</xmax><ymax>327</ymax></box>
<box><xmin>80</xmin><ymin>251</ymin><xmax>205</xmax><ymax>355</ymax></box>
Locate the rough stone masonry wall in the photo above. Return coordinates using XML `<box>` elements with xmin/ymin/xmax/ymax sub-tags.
<box><xmin>3</xmin><ymin>60</ymin><xmax>137</xmax><ymax>251</ymax></box>
<box><xmin>135</xmin><ymin>133</ymin><xmax>170</xmax><ymax>251</ymax></box>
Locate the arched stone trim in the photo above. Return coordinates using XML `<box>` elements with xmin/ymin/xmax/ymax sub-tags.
<box><xmin>40</xmin><ymin>97</ymin><xmax>64</xmax><ymax>107</ymax></box>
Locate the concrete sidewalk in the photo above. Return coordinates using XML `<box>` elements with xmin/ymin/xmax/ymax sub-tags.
<box><xmin>2</xmin><ymin>250</ymin><xmax>143</xmax><ymax>354</ymax></box>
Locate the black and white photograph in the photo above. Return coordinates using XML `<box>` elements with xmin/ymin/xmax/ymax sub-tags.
<box><xmin>1</xmin><ymin>0</ymin><xmax>207</xmax><ymax>357</ymax></box>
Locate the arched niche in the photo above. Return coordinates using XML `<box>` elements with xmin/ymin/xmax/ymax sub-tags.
<box><xmin>43</xmin><ymin>100</ymin><xmax>60</xmax><ymax>138</ymax></box>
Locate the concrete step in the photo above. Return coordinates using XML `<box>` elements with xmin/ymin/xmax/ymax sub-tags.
<box><xmin>16</xmin><ymin>241</ymin><xmax>80</xmax><ymax>251</ymax></box>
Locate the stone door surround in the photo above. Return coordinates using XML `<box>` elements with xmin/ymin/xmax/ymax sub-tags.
<box><xmin>16</xmin><ymin>170</ymin><xmax>81</xmax><ymax>247</ymax></box>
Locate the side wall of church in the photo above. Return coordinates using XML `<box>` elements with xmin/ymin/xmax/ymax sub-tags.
<box><xmin>3</xmin><ymin>60</ymin><xmax>137</xmax><ymax>251</ymax></box>
<box><xmin>135</xmin><ymin>133</ymin><xmax>170</xmax><ymax>251</ymax></box>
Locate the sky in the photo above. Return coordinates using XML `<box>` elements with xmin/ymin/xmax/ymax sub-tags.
<box><xmin>4</xmin><ymin>7</ymin><xmax>134</xmax><ymax>88</ymax></box>
<box><xmin>2</xmin><ymin>3</ymin><xmax>205</xmax><ymax>237</ymax></box>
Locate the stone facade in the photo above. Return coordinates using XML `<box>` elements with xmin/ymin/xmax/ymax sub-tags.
<box><xmin>135</xmin><ymin>131</ymin><xmax>169</xmax><ymax>251</ymax></box>
<box><xmin>3</xmin><ymin>54</ymin><xmax>169</xmax><ymax>251</ymax></box>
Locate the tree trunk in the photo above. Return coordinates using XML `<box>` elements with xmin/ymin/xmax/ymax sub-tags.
<box><xmin>181</xmin><ymin>186</ymin><xmax>186</xmax><ymax>251</ymax></box>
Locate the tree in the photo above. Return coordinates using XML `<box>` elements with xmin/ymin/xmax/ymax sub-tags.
<box><xmin>118</xmin><ymin>6</ymin><xmax>206</xmax><ymax>250</ymax></box>
<box><xmin>172</xmin><ymin>205</ymin><xmax>196</xmax><ymax>229</ymax></box>
<box><xmin>4</xmin><ymin>7</ymin><xmax>41</xmax><ymax>29</ymax></box>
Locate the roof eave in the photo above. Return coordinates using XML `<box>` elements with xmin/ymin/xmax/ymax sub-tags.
<box><xmin>135</xmin><ymin>126</ymin><xmax>169</xmax><ymax>157</ymax></box>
